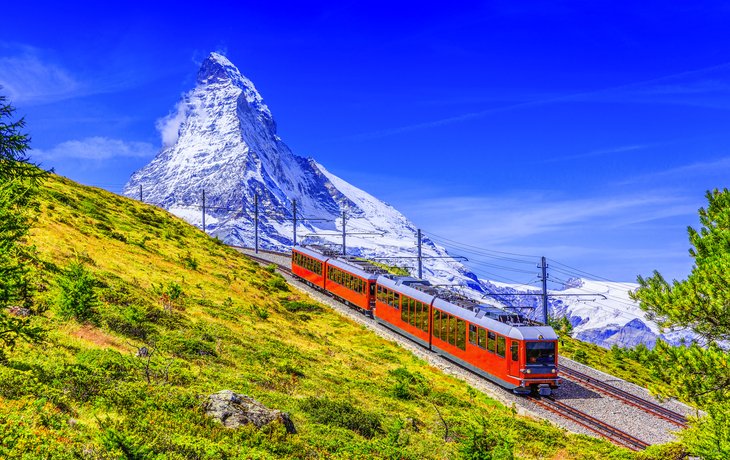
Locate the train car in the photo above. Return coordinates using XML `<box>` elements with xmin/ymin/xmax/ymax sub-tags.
<box><xmin>324</xmin><ymin>257</ymin><xmax>380</xmax><ymax>312</ymax></box>
<box><xmin>291</xmin><ymin>247</ymin><xmax>328</xmax><ymax>289</ymax></box>
<box><xmin>375</xmin><ymin>276</ymin><xmax>561</xmax><ymax>395</ymax></box>
<box><xmin>374</xmin><ymin>276</ymin><xmax>436</xmax><ymax>348</ymax></box>
<box><xmin>291</xmin><ymin>246</ymin><xmax>561</xmax><ymax>395</ymax></box>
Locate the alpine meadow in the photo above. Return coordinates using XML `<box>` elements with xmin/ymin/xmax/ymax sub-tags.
<box><xmin>0</xmin><ymin>91</ymin><xmax>691</xmax><ymax>459</ymax></box>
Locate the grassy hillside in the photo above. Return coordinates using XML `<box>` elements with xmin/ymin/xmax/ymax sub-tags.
<box><xmin>0</xmin><ymin>174</ymin><xmax>682</xmax><ymax>459</ymax></box>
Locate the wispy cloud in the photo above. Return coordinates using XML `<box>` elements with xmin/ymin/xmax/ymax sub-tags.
<box><xmin>0</xmin><ymin>43</ymin><xmax>84</xmax><ymax>104</ymax></box>
<box><xmin>616</xmin><ymin>157</ymin><xmax>730</xmax><ymax>186</ymax></box>
<box><xmin>331</xmin><ymin>61</ymin><xmax>730</xmax><ymax>142</ymax></box>
<box><xmin>0</xmin><ymin>53</ymin><xmax>79</xmax><ymax>104</ymax></box>
<box><xmin>542</xmin><ymin>144</ymin><xmax>649</xmax><ymax>163</ymax></box>
<box><xmin>410</xmin><ymin>192</ymin><xmax>695</xmax><ymax>246</ymax></box>
<box><xmin>33</xmin><ymin>137</ymin><xmax>158</xmax><ymax>162</ymax></box>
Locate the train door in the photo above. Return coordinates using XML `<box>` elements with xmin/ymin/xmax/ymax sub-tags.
<box><xmin>509</xmin><ymin>340</ymin><xmax>520</xmax><ymax>377</ymax></box>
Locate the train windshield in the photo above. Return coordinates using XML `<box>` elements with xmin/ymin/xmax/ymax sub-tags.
<box><xmin>526</xmin><ymin>341</ymin><xmax>556</xmax><ymax>366</ymax></box>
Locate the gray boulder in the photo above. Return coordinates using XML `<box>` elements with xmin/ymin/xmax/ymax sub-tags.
<box><xmin>204</xmin><ymin>390</ymin><xmax>296</xmax><ymax>433</ymax></box>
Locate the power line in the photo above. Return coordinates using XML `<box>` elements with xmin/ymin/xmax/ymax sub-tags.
<box><xmin>421</xmin><ymin>230</ymin><xmax>539</xmax><ymax>259</ymax></box>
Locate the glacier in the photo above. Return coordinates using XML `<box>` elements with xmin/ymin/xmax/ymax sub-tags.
<box><xmin>122</xmin><ymin>52</ymin><xmax>687</xmax><ymax>350</ymax></box>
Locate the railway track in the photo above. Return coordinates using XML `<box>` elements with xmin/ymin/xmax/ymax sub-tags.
<box><xmin>233</xmin><ymin>247</ymin><xmax>670</xmax><ymax>449</ymax></box>
<box><xmin>243</xmin><ymin>252</ymin><xmax>293</xmax><ymax>276</ymax></box>
<box><xmin>525</xmin><ymin>395</ymin><xmax>650</xmax><ymax>451</ymax></box>
<box><xmin>559</xmin><ymin>365</ymin><xmax>688</xmax><ymax>428</ymax></box>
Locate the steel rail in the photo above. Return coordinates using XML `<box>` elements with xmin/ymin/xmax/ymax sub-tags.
<box><xmin>227</xmin><ymin>244</ymin><xmax>291</xmax><ymax>257</ymax></box>
<box><xmin>242</xmin><ymin>252</ymin><xmax>293</xmax><ymax>276</ymax></box>
<box><xmin>559</xmin><ymin>365</ymin><xmax>688</xmax><ymax>428</ymax></box>
<box><xmin>525</xmin><ymin>395</ymin><xmax>650</xmax><ymax>451</ymax></box>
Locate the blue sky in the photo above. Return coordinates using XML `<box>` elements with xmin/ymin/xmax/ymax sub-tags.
<box><xmin>3</xmin><ymin>1</ymin><xmax>730</xmax><ymax>284</ymax></box>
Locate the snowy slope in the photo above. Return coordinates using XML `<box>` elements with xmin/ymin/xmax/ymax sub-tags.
<box><xmin>485</xmin><ymin>277</ymin><xmax>694</xmax><ymax>348</ymax></box>
<box><xmin>122</xmin><ymin>52</ymin><xmax>675</xmax><ymax>349</ymax></box>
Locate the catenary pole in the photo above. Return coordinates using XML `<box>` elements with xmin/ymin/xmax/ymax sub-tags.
<box><xmin>540</xmin><ymin>256</ymin><xmax>548</xmax><ymax>324</ymax></box>
<box><xmin>342</xmin><ymin>209</ymin><xmax>346</xmax><ymax>256</ymax></box>
<box><xmin>417</xmin><ymin>229</ymin><xmax>422</xmax><ymax>279</ymax></box>
<box><xmin>255</xmin><ymin>193</ymin><xmax>259</xmax><ymax>254</ymax></box>
<box><xmin>139</xmin><ymin>185</ymin><xmax>142</xmax><ymax>202</ymax></box>
<box><xmin>292</xmin><ymin>199</ymin><xmax>297</xmax><ymax>246</ymax></box>
<box><xmin>202</xmin><ymin>190</ymin><xmax>206</xmax><ymax>234</ymax></box>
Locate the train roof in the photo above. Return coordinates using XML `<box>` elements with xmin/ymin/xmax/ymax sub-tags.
<box><xmin>293</xmin><ymin>246</ymin><xmax>330</xmax><ymax>263</ymax></box>
<box><xmin>378</xmin><ymin>276</ymin><xmax>435</xmax><ymax>305</ymax></box>
<box><xmin>327</xmin><ymin>257</ymin><xmax>381</xmax><ymax>280</ymax></box>
<box><xmin>378</xmin><ymin>276</ymin><xmax>558</xmax><ymax>341</ymax></box>
<box><xmin>296</xmin><ymin>246</ymin><xmax>384</xmax><ymax>280</ymax></box>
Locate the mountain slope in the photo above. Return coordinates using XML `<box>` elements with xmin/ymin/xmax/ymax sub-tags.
<box><xmin>0</xmin><ymin>173</ymin><xmax>655</xmax><ymax>459</ymax></box>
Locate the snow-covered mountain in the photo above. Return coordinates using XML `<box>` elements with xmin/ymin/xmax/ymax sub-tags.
<box><xmin>122</xmin><ymin>52</ymin><xmax>680</xmax><ymax>349</ymax></box>
<box><xmin>121</xmin><ymin>52</ymin><xmax>478</xmax><ymax>290</ymax></box>
<box><xmin>486</xmin><ymin>278</ymin><xmax>694</xmax><ymax>348</ymax></box>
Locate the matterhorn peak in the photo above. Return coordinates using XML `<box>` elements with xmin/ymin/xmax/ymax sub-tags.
<box><xmin>198</xmin><ymin>52</ymin><xmax>242</xmax><ymax>86</ymax></box>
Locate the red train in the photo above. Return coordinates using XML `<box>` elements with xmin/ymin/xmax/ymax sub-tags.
<box><xmin>291</xmin><ymin>246</ymin><xmax>562</xmax><ymax>395</ymax></box>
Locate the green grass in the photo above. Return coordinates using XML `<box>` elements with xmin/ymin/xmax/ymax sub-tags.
<box><xmin>0</xmin><ymin>174</ymin><xmax>685</xmax><ymax>459</ymax></box>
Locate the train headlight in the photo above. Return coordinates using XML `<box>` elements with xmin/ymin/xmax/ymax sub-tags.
<box><xmin>526</xmin><ymin>369</ymin><xmax>531</xmax><ymax>374</ymax></box>
<box><xmin>552</xmin><ymin>369</ymin><xmax>556</xmax><ymax>373</ymax></box>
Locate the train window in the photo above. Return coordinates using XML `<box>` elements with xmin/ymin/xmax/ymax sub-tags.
<box><xmin>394</xmin><ymin>292</ymin><xmax>400</xmax><ymax>310</ymax></box>
<box><xmin>401</xmin><ymin>297</ymin><xmax>408</xmax><ymax>321</ymax></box>
<box><xmin>496</xmin><ymin>335</ymin><xmax>506</xmax><ymax>358</ymax></box>
<box><xmin>478</xmin><ymin>328</ymin><xmax>486</xmax><ymax>349</ymax></box>
<box><xmin>469</xmin><ymin>324</ymin><xmax>477</xmax><ymax>345</ymax></box>
<box><xmin>456</xmin><ymin>319</ymin><xmax>466</xmax><ymax>351</ymax></box>
<box><xmin>376</xmin><ymin>285</ymin><xmax>382</xmax><ymax>302</ymax></box>
<box><xmin>511</xmin><ymin>342</ymin><xmax>519</xmax><ymax>361</ymax></box>
<box><xmin>413</xmin><ymin>301</ymin><xmax>419</xmax><ymax>328</ymax></box>
<box><xmin>418</xmin><ymin>302</ymin><xmax>426</xmax><ymax>332</ymax></box>
<box><xmin>423</xmin><ymin>304</ymin><xmax>430</xmax><ymax>332</ymax></box>
<box><xmin>409</xmin><ymin>298</ymin><xmax>417</xmax><ymax>326</ymax></box>
<box><xmin>370</xmin><ymin>283</ymin><xmax>375</xmax><ymax>297</ymax></box>
<box><xmin>440</xmin><ymin>311</ymin><xmax>448</xmax><ymax>341</ymax></box>
<box><xmin>487</xmin><ymin>331</ymin><xmax>496</xmax><ymax>353</ymax></box>
<box><xmin>448</xmin><ymin>315</ymin><xmax>456</xmax><ymax>346</ymax></box>
<box><xmin>526</xmin><ymin>342</ymin><xmax>556</xmax><ymax>366</ymax></box>
<box><xmin>432</xmin><ymin>309</ymin><xmax>439</xmax><ymax>338</ymax></box>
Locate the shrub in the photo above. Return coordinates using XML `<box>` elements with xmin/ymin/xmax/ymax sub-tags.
<box><xmin>281</xmin><ymin>300</ymin><xmax>322</xmax><ymax>313</ymax></box>
<box><xmin>250</xmin><ymin>304</ymin><xmax>269</xmax><ymax>321</ymax></box>
<box><xmin>460</xmin><ymin>417</ymin><xmax>514</xmax><ymax>460</ymax></box>
<box><xmin>301</xmin><ymin>396</ymin><xmax>382</xmax><ymax>439</ymax></box>
<box><xmin>265</xmin><ymin>263</ymin><xmax>277</xmax><ymax>273</ymax></box>
<box><xmin>389</xmin><ymin>367</ymin><xmax>430</xmax><ymax>400</ymax></box>
<box><xmin>573</xmin><ymin>349</ymin><xmax>588</xmax><ymax>364</ymax></box>
<box><xmin>268</xmin><ymin>274</ymin><xmax>289</xmax><ymax>291</ymax></box>
<box><xmin>56</xmin><ymin>261</ymin><xmax>99</xmax><ymax>322</ymax></box>
<box><xmin>179</xmin><ymin>251</ymin><xmax>199</xmax><ymax>271</ymax></box>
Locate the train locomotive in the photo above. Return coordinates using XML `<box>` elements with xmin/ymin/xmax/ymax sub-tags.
<box><xmin>291</xmin><ymin>245</ymin><xmax>562</xmax><ymax>396</ymax></box>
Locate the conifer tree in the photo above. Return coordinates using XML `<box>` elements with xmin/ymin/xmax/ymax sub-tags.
<box><xmin>631</xmin><ymin>188</ymin><xmax>730</xmax><ymax>458</ymax></box>
<box><xmin>0</xmin><ymin>88</ymin><xmax>46</xmax><ymax>359</ymax></box>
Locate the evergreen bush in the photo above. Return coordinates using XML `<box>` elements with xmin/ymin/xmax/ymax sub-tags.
<box><xmin>56</xmin><ymin>261</ymin><xmax>99</xmax><ymax>322</ymax></box>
